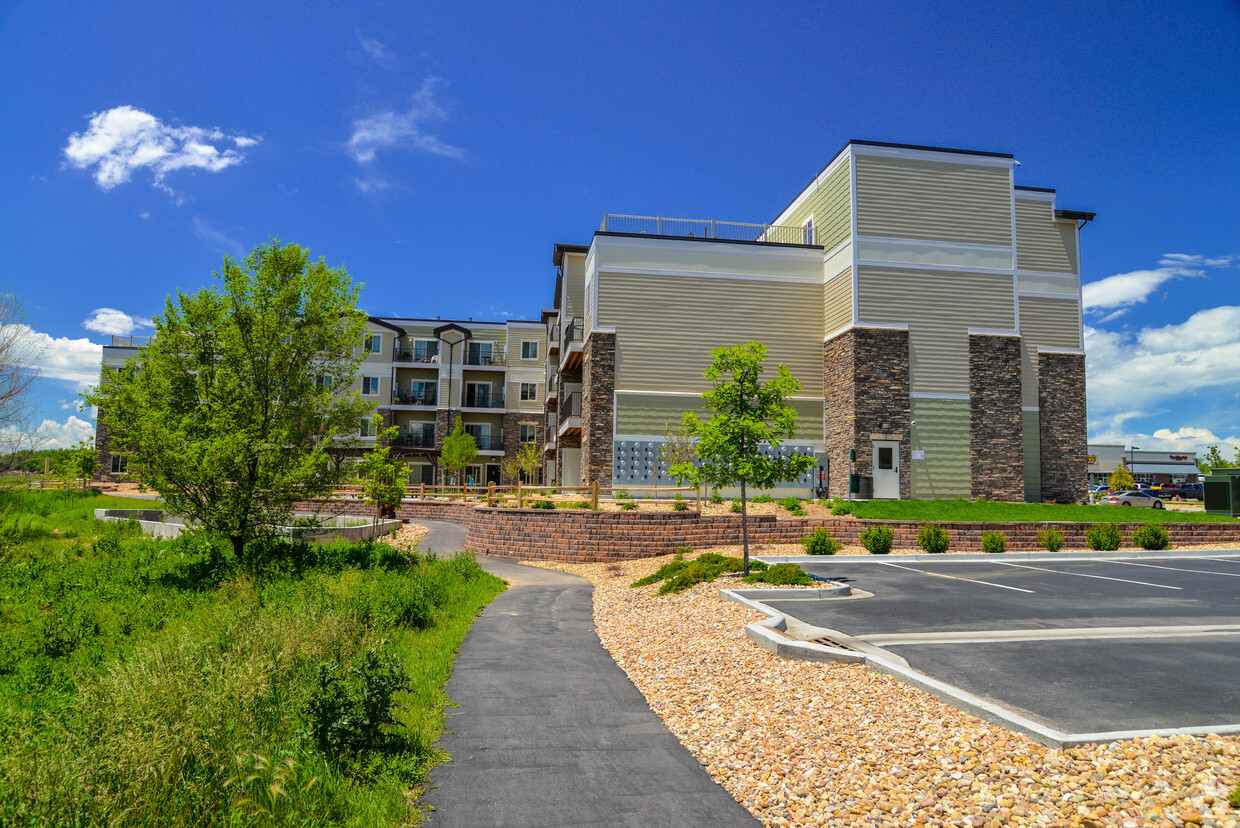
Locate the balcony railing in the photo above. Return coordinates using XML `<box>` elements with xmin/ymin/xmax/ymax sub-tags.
<box><xmin>547</xmin><ymin>322</ymin><xmax>560</xmax><ymax>343</ymax></box>
<box><xmin>600</xmin><ymin>214</ymin><xmax>815</xmax><ymax>246</ymax></box>
<box><xmin>471</xmin><ymin>435</ymin><xmax>504</xmax><ymax>451</ymax></box>
<box><xmin>398</xmin><ymin>432</ymin><xmax>436</xmax><ymax>448</ymax></box>
<box><xmin>392</xmin><ymin>391</ymin><xmax>437</xmax><ymax>406</ymax></box>
<box><xmin>461</xmin><ymin>390</ymin><xmax>505</xmax><ymax>409</ymax></box>
<box><xmin>110</xmin><ymin>335</ymin><xmax>153</xmax><ymax>347</ymax></box>
<box><xmin>563</xmin><ymin>317</ymin><xmax>584</xmax><ymax>345</ymax></box>
<box><xmin>463</xmin><ymin>352</ymin><xmax>506</xmax><ymax>366</ymax></box>
<box><xmin>560</xmin><ymin>391</ymin><xmax>581</xmax><ymax>420</ymax></box>
<box><xmin>394</xmin><ymin>350</ymin><xmax>440</xmax><ymax>364</ymax></box>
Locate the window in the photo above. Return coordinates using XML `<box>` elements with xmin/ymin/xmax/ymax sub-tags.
<box><xmin>405</xmin><ymin>381</ymin><xmax>436</xmax><ymax>406</ymax></box>
<box><xmin>363</xmin><ymin>333</ymin><xmax>382</xmax><ymax>355</ymax></box>
<box><xmin>413</xmin><ymin>340</ymin><xmax>439</xmax><ymax>362</ymax></box>
<box><xmin>359</xmin><ymin>418</ymin><xmax>376</xmax><ymax>437</ymax></box>
<box><xmin>314</xmin><ymin>374</ymin><xmax>332</xmax><ymax>391</ymax></box>
<box><xmin>520</xmin><ymin>424</ymin><xmax>537</xmax><ymax>443</ymax></box>
<box><xmin>407</xmin><ymin>463</ymin><xmax>434</xmax><ymax>485</ymax></box>
<box><xmin>110</xmin><ymin>455</ymin><xmax>128</xmax><ymax>474</ymax></box>
<box><xmin>802</xmin><ymin>217</ymin><xmax>814</xmax><ymax>245</ymax></box>
<box><xmin>362</xmin><ymin>376</ymin><xmax>381</xmax><ymax>395</ymax></box>
<box><xmin>521</xmin><ymin>340</ymin><xmax>538</xmax><ymax>360</ymax></box>
<box><xmin>467</xmin><ymin>341</ymin><xmax>493</xmax><ymax>364</ymax></box>
<box><xmin>520</xmin><ymin>382</ymin><xmax>538</xmax><ymax>401</ymax></box>
<box><xmin>464</xmin><ymin>382</ymin><xmax>495</xmax><ymax>407</ymax></box>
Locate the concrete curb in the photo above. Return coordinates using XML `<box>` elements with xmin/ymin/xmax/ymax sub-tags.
<box><xmin>756</xmin><ymin>548</ymin><xmax>1240</xmax><ymax>565</ymax></box>
<box><xmin>719</xmin><ymin>584</ymin><xmax>1240</xmax><ymax>748</ymax></box>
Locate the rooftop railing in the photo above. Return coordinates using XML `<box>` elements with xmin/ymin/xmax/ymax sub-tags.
<box><xmin>110</xmin><ymin>335</ymin><xmax>153</xmax><ymax>347</ymax></box>
<box><xmin>600</xmin><ymin>214</ymin><xmax>815</xmax><ymax>246</ymax></box>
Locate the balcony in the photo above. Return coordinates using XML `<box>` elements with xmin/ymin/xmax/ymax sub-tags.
<box><xmin>397</xmin><ymin>432</ymin><xmax>436</xmax><ymax>448</ymax></box>
<box><xmin>561</xmin><ymin>317</ymin><xmax>585</xmax><ymax>371</ymax></box>
<box><xmin>600</xmin><ymin>213</ymin><xmax>817</xmax><ymax>246</ymax></box>
<box><xmin>463</xmin><ymin>352</ymin><xmax>506</xmax><ymax>367</ymax></box>
<box><xmin>394</xmin><ymin>350</ymin><xmax>440</xmax><ymax>364</ymax></box>
<box><xmin>392</xmin><ymin>391</ymin><xmax>437</xmax><ymax>406</ymax></box>
<box><xmin>547</xmin><ymin>319</ymin><xmax>560</xmax><ymax>352</ymax></box>
<box><xmin>558</xmin><ymin>391</ymin><xmax>582</xmax><ymax>437</ymax></box>
<box><xmin>110</xmin><ymin>335</ymin><xmax>153</xmax><ymax>347</ymax></box>
<box><xmin>471</xmin><ymin>434</ymin><xmax>505</xmax><ymax>451</ymax></box>
<box><xmin>461</xmin><ymin>390</ymin><xmax>505</xmax><ymax>409</ymax></box>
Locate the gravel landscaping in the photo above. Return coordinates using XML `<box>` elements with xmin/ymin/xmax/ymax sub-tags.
<box><xmin>527</xmin><ymin>549</ymin><xmax>1240</xmax><ymax>828</ymax></box>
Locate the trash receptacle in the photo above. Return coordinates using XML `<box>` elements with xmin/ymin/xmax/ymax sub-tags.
<box><xmin>1204</xmin><ymin>468</ymin><xmax>1240</xmax><ymax>517</ymax></box>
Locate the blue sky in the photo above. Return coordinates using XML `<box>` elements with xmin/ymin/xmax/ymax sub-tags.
<box><xmin>3</xmin><ymin>0</ymin><xmax>1239</xmax><ymax>455</ymax></box>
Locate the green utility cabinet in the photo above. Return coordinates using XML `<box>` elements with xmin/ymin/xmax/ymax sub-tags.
<box><xmin>1204</xmin><ymin>468</ymin><xmax>1240</xmax><ymax>517</ymax></box>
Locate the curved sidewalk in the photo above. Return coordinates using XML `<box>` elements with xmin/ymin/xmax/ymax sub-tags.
<box><xmin>419</xmin><ymin>520</ymin><xmax>757</xmax><ymax>827</ymax></box>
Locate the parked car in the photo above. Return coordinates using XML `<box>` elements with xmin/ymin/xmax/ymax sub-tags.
<box><xmin>1100</xmin><ymin>490</ymin><xmax>1165</xmax><ymax>509</ymax></box>
<box><xmin>1163</xmin><ymin>483</ymin><xmax>1204</xmax><ymax>501</ymax></box>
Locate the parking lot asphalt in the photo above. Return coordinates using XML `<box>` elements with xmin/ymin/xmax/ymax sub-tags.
<box><xmin>759</xmin><ymin>554</ymin><xmax>1240</xmax><ymax>735</ymax></box>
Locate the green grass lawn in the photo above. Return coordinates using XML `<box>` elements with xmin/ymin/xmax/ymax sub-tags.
<box><xmin>831</xmin><ymin>497</ymin><xmax>1235</xmax><ymax>523</ymax></box>
<box><xmin>0</xmin><ymin>488</ymin><xmax>505</xmax><ymax>826</ymax></box>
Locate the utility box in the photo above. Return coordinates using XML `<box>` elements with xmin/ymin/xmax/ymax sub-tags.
<box><xmin>1204</xmin><ymin>468</ymin><xmax>1240</xmax><ymax>517</ymax></box>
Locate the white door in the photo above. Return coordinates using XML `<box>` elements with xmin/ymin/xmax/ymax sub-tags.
<box><xmin>561</xmin><ymin>448</ymin><xmax>582</xmax><ymax>488</ymax></box>
<box><xmin>872</xmin><ymin>440</ymin><xmax>900</xmax><ymax>499</ymax></box>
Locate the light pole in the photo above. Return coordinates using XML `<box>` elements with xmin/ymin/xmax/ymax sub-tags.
<box><xmin>1129</xmin><ymin>445</ymin><xmax>1140</xmax><ymax>487</ymax></box>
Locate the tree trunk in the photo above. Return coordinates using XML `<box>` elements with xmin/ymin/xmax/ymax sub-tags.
<box><xmin>741</xmin><ymin>478</ymin><xmax>749</xmax><ymax>575</ymax></box>
<box><xmin>231</xmin><ymin>535</ymin><xmax>245</xmax><ymax>562</ymax></box>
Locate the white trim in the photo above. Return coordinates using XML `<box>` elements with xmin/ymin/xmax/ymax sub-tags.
<box><xmin>1075</xmin><ymin>221</ymin><xmax>1085</xmax><ymax>350</ymax></box>
<box><xmin>1017</xmin><ymin>291</ymin><xmax>1082</xmax><ymax>300</ymax></box>
<box><xmin>1010</xmin><ymin>166</ymin><xmax>1020</xmax><ymax>340</ymax></box>
<box><xmin>1014</xmin><ymin>189</ymin><xmax>1057</xmax><ymax>202</ymax></box>
<box><xmin>1022</xmin><ymin>406</ymin><xmax>1040</xmax><ymax>412</ymax></box>
<box><xmin>597</xmin><ymin>266</ymin><xmax>820</xmax><ymax>285</ymax></box>
<box><xmin>1036</xmin><ymin>347</ymin><xmax>1085</xmax><ymax>356</ymax></box>
<box><xmin>772</xmin><ymin>151</ymin><xmax>851</xmax><ymax>226</ymax></box>
<box><xmin>591</xmin><ymin>326</ymin><xmax>617</xmax><ymax>333</ymax></box>
<box><xmin>910</xmin><ymin>392</ymin><xmax>970</xmax><ymax>400</ymax></box>
<box><xmin>593</xmin><ymin>233</ymin><xmax>823</xmax><ymax>262</ymax></box>
<box><xmin>849</xmin><ymin>145</ymin><xmax>859</xmax><ymax>325</ymax></box>
<box><xmin>520</xmin><ymin>339</ymin><xmax>540</xmax><ymax>361</ymax></box>
<box><xmin>824</xmin><ymin>260</ymin><xmax>851</xmax><ymax>284</ymax></box>
<box><xmin>852</xmin><ymin>143</ymin><xmax>1017</xmax><ymax>169</ymax></box>
<box><xmin>1018</xmin><ymin>268</ymin><xmax>1081</xmax><ymax>279</ymax></box>
<box><xmin>857</xmin><ymin>259</ymin><xmax>1017</xmax><ymax>277</ymax></box>
<box><xmin>857</xmin><ymin>234</ymin><xmax>1013</xmax><ymax>253</ymax></box>
<box><xmin>824</xmin><ymin>321</ymin><xmax>910</xmax><ymax>343</ymax></box>
<box><xmin>967</xmin><ymin>328</ymin><xmax>1020</xmax><ymax>337</ymax></box>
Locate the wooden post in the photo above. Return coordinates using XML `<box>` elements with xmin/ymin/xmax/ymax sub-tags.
<box><xmin>419</xmin><ymin>483</ymin><xmax>425</xmax><ymax>500</ymax></box>
<box><xmin>488</xmin><ymin>482</ymin><xmax>495</xmax><ymax>507</ymax></box>
<box><xmin>591</xmin><ymin>479</ymin><xmax>599</xmax><ymax>511</ymax></box>
<box><xmin>517</xmin><ymin>480</ymin><xmax>524</xmax><ymax>508</ymax></box>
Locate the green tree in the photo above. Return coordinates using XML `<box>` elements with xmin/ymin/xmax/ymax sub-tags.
<box><xmin>440</xmin><ymin>419</ymin><xmax>478</xmax><ymax>487</ymax></box>
<box><xmin>85</xmin><ymin>240</ymin><xmax>371</xmax><ymax>559</ymax></box>
<box><xmin>0</xmin><ymin>290</ymin><xmax>45</xmax><ymax>472</ymax></box>
<box><xmin>356</xmin><ymin>415</ymin><xmax>405</xmax><ymax>524</ymax></box>
<box><xmin>659</xmin><ymin>420</ymin><xmax>699</xmax><ymax>489</ymax></box>
<box><xmin>502</xmin><ymin>438</ymin><xmax>542</xmax><ymax>485</ymax></box>
<box><xmin>1199</xmin><ymin>445</ymin><xmax>1239</xmax><ymax>475</ymax></box>
<box><xmin>1107</xmin><ymin>464</ymin><xmax>1135</xmax><ymax>492</ymax></box>
<box><xmin>673</xmin><ymin>341</ymin><xmax>814</xmax><ymax>574</ymax></box>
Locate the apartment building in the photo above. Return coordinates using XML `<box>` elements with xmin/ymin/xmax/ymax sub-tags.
<box><xmin>543</xmin><ymin>140</ymin><xmax>1093</xmax><ymax>502</ymax></box>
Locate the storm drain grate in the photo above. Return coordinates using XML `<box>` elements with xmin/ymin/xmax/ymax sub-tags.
<box><xmin>810</xmin><ymin>636</ymin><xmax>855</xmax><ymax>651</ymax></box>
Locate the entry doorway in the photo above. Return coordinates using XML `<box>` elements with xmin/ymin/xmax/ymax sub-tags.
<box><xmin>872</xmin><ymin>440</ymin><xmax>901</xmax><ymax>499</ymax></box>
<box><xmin>561</xmin><ymin>448</ymin><xmax>582</xmax><ymax>488</ymax></box>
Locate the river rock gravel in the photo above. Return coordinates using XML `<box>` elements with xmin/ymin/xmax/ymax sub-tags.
<box><xmin>526</xmin><ymin>550</ymin><xmax>1240</xmax><ymax>827</ymax></box>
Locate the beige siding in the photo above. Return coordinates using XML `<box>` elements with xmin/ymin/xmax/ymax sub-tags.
<box><xmin>400</xmin><ymin>324</ymin><xmax>436</xmax><ymax>339</ymax></box>
<box><xmin>563</xmin><ymin>252</ymin><xmax>586</xmax><ymax>321</ymax></box>
<box><xmin>781</xmin><ymin>158</ymin><xmax>852</xmax><ymax>251</ymax></box>
<box><xmin>597</xmin><ymin>272</ymin><xmax>824</xmax><ymax>395</ymax></box>
<box><xmin>857</xmin><ymin>266</ymin><xmax>1016</xmax><ymax>394</ymax></box>
<box><xmin>1016</xmin><ymin>199</ymin><xmax>1078</xmax><ymax>273</ymax></box>
<box><xmin>855</xmin><ymin>155</ymin><xmax>1012</xmax><ymax>246</ymax></box>
<box><xmin>506</xmin><ymin>379</ymin><xmax>542</xmax><ymax>411</ymax></box>
<box><xmin>1018</xmin><ymin>296</ymin><xmax>1081</xmax><ymax>407</ymax></box>
<box><xmin>507</xmin><ymin>325</ymin><xmax>547</xmax><ymax>368</ymax></box>
<box><xmin>910</xmin><ymin>398</ymin><xmax>971</xmax><ymax>499</ymax></box>
<box><xmin>1023</xmin><ymin>409</ymin><xmax>1041</xmax><ymax>502</ymax></box>
<box><xmin>823</xmin><ymin>267</ymin><xmax>853</xmax><ymax>334</ymax></box>
<box><xmin>615</xmin><ymin>393</ymin><xmax>822</xmax><ymax>442</ymax></box>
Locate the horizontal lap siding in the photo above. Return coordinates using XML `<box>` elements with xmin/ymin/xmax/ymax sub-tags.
<box><xmin>857</xmin><ymin>267</ymin><xmax>1015</xmax><ymax>394</ymax></box>
<box><xmin>1018</xmin><ymin>296</ymin><xmax>1081</xmax><ymax>407</ymax></box>
<box><xmin>824</xmin><ymin>267</ymin><xmax>853</xmax><ymax>334</ymax></box>
<box><xmin>597</xmin><ymin>272</ymin><xmax>824</xmax><ymax>396</ymax></box>
<box><xmin>563</xmin><ymin>253</ymin><xmax>587</xmax><ymax>320</ymax></box>
<box><xmin>782</xmin><ymin>158</ymin><xmax>852</xmax><ymax>252</ymax></box>
<box><xmin>1023</xmin><ymin>409</ymin><xmax>1042</xmax><ymax>502</ymax></box>
<box><xmin>910</xmin><ymin>398</ymin><xmax>971</xmax><ymax>499</ymax></box>
<box><xmin>615</xmin><ymin>394</ymin><xmax>824</xmax><ymax>442</ymax></box>
<box><xmin>1016</xmin><ymin>199</ymin><xmax>1078</xmax><ymax>274</ymax></box>
<box><xmin>856</xmin><ymin>155</ymin><xmax>1013</xmax><ymax>246</ymax></box>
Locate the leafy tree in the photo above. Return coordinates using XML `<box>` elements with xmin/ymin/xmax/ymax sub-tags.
<box><xmin>440</xmin><ymin>419</ymin><xmax>478</xmax><ymax>487</ymax></box>
<box><xmin>659</xmin><ymin>420</ymin><xmax>699</xmax><ymax>489</ymax></box>
<box><xmin>502</xmin><ymin>438</ymin><xmax>542</xmax><ymax>485</ymax></box>
<box><xmin>672</xmin><ymin>341</ymin><xmax>813</xmax><ymax>574</ymax></box>
<box><xmin>356</xmin><ymin>415</ymin><xmax>405</xmax><ymax>523</ymax></box>
<box><xmin>1107</xmin><ymin>464</ymin><xmax>1135</xmax><ymax>492</ymax></box>
<box><xmin>1199</xmin><ymin>445</ymin><xmax>1239</xmax><ymax>475</ymax></box>
<box><xmin>85</xmin><ymin>240</ymin><xmax>371</xmax><ymax>559</ymax></box>
<box><xmin>0</xmin><ymin>290</ymin><xmax>46</xmax><ymax>472</ymax></box>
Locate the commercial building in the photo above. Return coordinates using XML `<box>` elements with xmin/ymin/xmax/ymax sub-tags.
<box><xmin>1087</xmin><ymin>445</ymin><xmax>1200</xmax><ymax>486</ymax></box>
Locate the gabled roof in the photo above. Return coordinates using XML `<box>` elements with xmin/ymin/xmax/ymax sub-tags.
<box><xmin>433</xmin><ymin>321</ymin><xmax>471</xmax><ymax>341</ymax></box>
<box><xmin>367</xmin><ymin>316</ymin><xmax>406</xmax><ymax>336</ymax></box>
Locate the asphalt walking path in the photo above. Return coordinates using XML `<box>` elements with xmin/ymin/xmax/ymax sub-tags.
<box><xmin>417</xmin><ymin>520</ymin><xmax>757</xmax><ymax>827</ymax></box>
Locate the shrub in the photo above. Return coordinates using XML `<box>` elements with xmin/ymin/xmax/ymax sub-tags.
<box><xmin>752</xmin><ymin>494</ymin><xmax>775</xmax><ymax>504</ymax></box>
<box><xmin>1228</xmin><ymin>781</ymin><xmax>1240</xmax><ymax>808</ymax></box>
<box><xmin>860</xmin><ymin>525</ymin><xmax>894</xmax><ymax>555</ymax></box>
<box><xmin>777</xmin><ymin>496</ymin><xmax>802</xmax><ymax>511</ymax></box>
<box><xmin>614</xmin><ymin>489</ymin><xmax>631</xmax><ymax>500</ymax></box>
<box><xmin>631</xmin><ymin>559</ymin><xmax>690</xmax><ymax>588</ymax></box>
<box><xmin>710</xmin><ymin>488</ymin><xmax>723</xmax><ymax>504</ymax></box>
<box><xmin>831</xmin><ymin>499</ymin><xmax>853</xmax><ymax>516</ymax></box>
<box><xmin>528</xmin><ymin>499</ymin><xmax>554</xmax><ymax>509</ymax></box>
<box><xmin>917</xmin><ymin>523</ymin><xmax>951</xmax><ymax>554</ymax></box>
<box><xmin>675</xmin><ymin>546</ymin><xmax>693</xmax><ymax>555</ymax></box>
<box><xmin>730</xmin><ymin>501</ymin><xmax>741</xmax><ymax>513</ymax></box>
<box><xmin>1037</xmin><ymin>528</ymin><xmax>1064</xmax><ymax>553</ymax></box>
<box><xmin>619</xmin><ymin>502</ymin><xmax>636</xmax><ymax>511</ymax></box>
<box><xmin>981</xmin><ymin>530</ymin><xmax>1007</xmax><ymax>554</ymax></box>
<box><xmin>741</xmin><ymin>562</ymin><xmax>813</xmax><ymax>586</ymax></box>
<box><xmin>1085</xmin><ymin>522</ymin><xmax>1122</xmax><ymax>551</ymax></box>
<box><xmin>801</xmin><ymin>527</ymin><xmax>840</xmax><ymax>556</ymax></box>
<box><xmin>307</xmin><ymin>646</ymin><xmax>412</xmax><ymax>760</ymax></box>
<box><xmin>1131</xmin><ymin>523</ymin><xmax>1170</xmax><ymax>550</ymax></box>
<box><xmin>556</xmin><ymin>500</ymin><xmax>593</xmax><ymax>509</ymax></box>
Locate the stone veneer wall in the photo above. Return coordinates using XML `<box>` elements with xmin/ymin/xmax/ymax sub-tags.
<box><xmin>969</xmin><ymin>334</ymin><xmax>1024</xmax><ymax>501</ymax></box>
<box><xmin>502</xmin><ymin>412</ymin><xmax>545</xmax><ymax>483</ymax></box>
<box><xmin>297</xmin><ymin>499</ymin><xmax>1240</xmax><ymax>563</ymax></box>
<box><xmin>93</xmin><ymin>413</ymin><xmax>120</xmax><ymax>481</ymax></box>
<box><xmin>434</xmin><ymin>409</ymin><xmax>455</xmax><ymax>485</ymax></box>
<box><xmin>1038</xmin><ymin>351</ymin><xmax>1088</xmax><ymax>504</ymax></box>
<box><xmin>581</xmin><ymin>331</ymin><xmax>616</xmax><ymax>493</ymax></box>
<box><xmin>823</xmin><ymin>328</ymin><xmax>911</xmax><ymax>500</ymax></box>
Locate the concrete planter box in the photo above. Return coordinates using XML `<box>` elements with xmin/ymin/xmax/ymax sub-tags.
<box><xmin>94</xmin><ymin>509</ymin><xmax>401</xmax><ymax>543</ymax></box>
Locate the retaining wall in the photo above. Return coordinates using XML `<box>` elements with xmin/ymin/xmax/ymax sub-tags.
<box><xmin>299</xmin><ymin>498</ymin><xmax>1240</xmax><ymax>563</ymax></box>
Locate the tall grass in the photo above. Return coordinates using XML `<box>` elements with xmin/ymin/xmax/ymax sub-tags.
<box><xmin>0</xmin><ymin>489</ymin><xmax>504</xmax><ymax>826</ymax></box>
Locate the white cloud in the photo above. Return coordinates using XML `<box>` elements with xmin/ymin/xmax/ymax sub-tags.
<box><xmin>82</xmin><ymin>308</ymin><xmax>153</xmax><ymax>337</ymax></box>
<box><xmin>64</xmin><ymin>106</ymin><xmax>258</xmax><ymax>195</ymax></box>
<box><xmin>1086</xmin><ymin>424</ymin><xmax>1240</xmax><ymax>458</ymax></box>
<box><xmin>6</xmin><ymin>325</ymin><xmax>102</xmax><ymax>386</ymax></box>
<box><xmin>139</xmin><ymin>211</ymin><xmax>150</xmax><ymax>219</ymax></box>
<box><xmin>352</xmin><ymin>177</ymin><xmax>391</xmax><ymax>195</ymax></box>
<box><xmin>1159</xmin><ymin>253</ymin><xmax>1236</xmax><ymax>268</ymax></box>
<box><xmin>356</xmin><ymin>31</ymin><xmax>397</xmax><ymax>69</ymax></box>
<box><xmin>193</xmin><ymin>216</ymin><xmax>244</xmax><ymax>257</ymax></box>
<box><xmin>347</xmin><ymin>78</ymin><xmax>464</xmax><ymax>163</ymax></box>
<box><xmin>31</xmin><ymin>416</ymin><xmax>95</xmax><ymax>450</ymax></box>
<box><xmin>1083</xmin><ymin>253</ymin><xmax>1236</xmax><ymax>313</ymax></box>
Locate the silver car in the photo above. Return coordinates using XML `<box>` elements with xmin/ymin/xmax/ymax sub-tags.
<box><xmin>1100</xmin><ymin>490</ymin><xmax>1165</xmax><ymax>509</ymax></box>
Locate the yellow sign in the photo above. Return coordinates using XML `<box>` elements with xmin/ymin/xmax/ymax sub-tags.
<box><xmin>1087</xmin><ymin>455</ymin><xmax>1097</xmax><ymax>463</ymax></box>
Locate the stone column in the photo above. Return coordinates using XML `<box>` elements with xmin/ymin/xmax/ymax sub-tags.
<box><xmin>969</xmin><ymin>333</ymin><xmax>1024</xmax><ymax>502</ymax></box>
<box><xmin>581</xmin><ymin>331</ymin><xmax>616</xmax><ymax>493</ymax></box>
<box><xmin>1038</xmin><ymin>351</ymin><xmax>1087</xmax><ymax>504</ymax></box>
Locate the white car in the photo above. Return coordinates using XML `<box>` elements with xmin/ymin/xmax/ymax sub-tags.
<box><xmin>1100</xmin><ymin>490</ymin><xmax>1165</xmax><ymax>509</ymax></box>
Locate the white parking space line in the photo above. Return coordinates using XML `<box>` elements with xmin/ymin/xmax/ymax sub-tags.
<box><xmin>859</xmin><ymin>624</ymin><xmax>1240</xmax><ymax>646</ymax></box>
<box><xmin>992</xmin><ymin>562</ymin><xmax>1181</xmax><ymax>590</ymax></box>
<box><xmin>1106</xmin><ymin>560</ymin><xmax>1240</xmax><ymax>578</ymax></box>
<box><xmin>876</xmin><ymin>561</ymin><xmax>1035</xmax><ymax>593</ymax></box>
<box><xmin>1203</xmin><ymin>557</ymin><xmax>1240</xmax><ymax>567</ymax></box>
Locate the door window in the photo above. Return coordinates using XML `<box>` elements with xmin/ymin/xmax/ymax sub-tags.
<box><xmin>877</xmin><ymin>446</ymin><xmax>894</xmax><ymax>470</ymax></box>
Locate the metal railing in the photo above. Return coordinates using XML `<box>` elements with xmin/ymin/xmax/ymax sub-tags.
<box><xmin>392</xmin><ymin>390</ymin><xmax>436</xmax><ymax>406</ymax></box>
<box><xmin>398</xmin><ymin>432</ymin><xmax>436</xmax><ymax>448</ymax></box>
<box><xmin>600</xmin><ymin>214</ymin><xmax>814</xmax><ymax>245</ymax></box>
<box><xmin>463</xmin><ymin>352</ymin><xmax>506</xmax><ymax>366</ymax></box>
<box><xmin>560</xmin><ymin>391</ymin><xmax>581</xmax><ymax>420</ymax></box>
<box><xmin>462</xmin><ymin>390</ymin><xmax>505</xmax><ymax>409</ymax></box>
<box><xmin>563</xmin><ymin>317</ymin><xmax>584</xmax><ymax>345</ymax></box>
<box><xmin>110</xmin><ymin>335</ymin><xmax>153</xmax><ymax>347</ymax></box>
<box><xmin>471</xmin><ymin>434</ymin><xmax>504</xmax><ymax>450</ymax></box>
<box><xmin>547</xmin><ymin>321</ymin><xmax>560</xmax><ymax>344</ymax></box>
<box><xmin>394</xmin><ymin>350</ymin><xmax>440</xmax><ymax>364</ymax></box>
